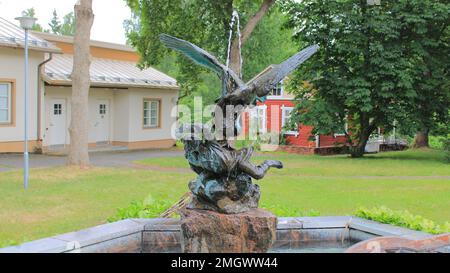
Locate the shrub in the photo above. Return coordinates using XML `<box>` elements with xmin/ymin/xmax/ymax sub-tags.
<box><xmin>355</xmin><ymin>206</ymin><xmax>450</xmax><ymax>235</ymax></box>
<box><xmin>443</xmin><ymin>138</ymin><xmax>450</xmax><ymax>163</ymax></box>
<box><xmin>107</xmin><ymin>195</ymin><xmax>174</xmax><ymax>222</ymax></box>
<box><xmin>429</xmin><ymin>136</ymin><xmax>445</xmax><ymax>149</ymax></box>
<box><xmin>0</xmin><ymin>240</ymin><xmax>19</xmax><ymax>248</ymax></box>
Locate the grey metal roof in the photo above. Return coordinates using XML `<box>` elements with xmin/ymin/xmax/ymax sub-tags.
<box><xmin>43</xmin><ymin>54</ymin><xmax>178</xmax><ymax>89</ymax></box>
<box><xmin>0</xmin><ymin>17</ymin><xmax>61</xmax><ymax>53</ymax></box>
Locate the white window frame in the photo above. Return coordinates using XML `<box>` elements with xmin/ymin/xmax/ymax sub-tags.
<box><xmin>334</xmin><ymin>122</ymin><xmax>348</xmax><ymax>137</ymax></box>
<box><xmin>0</xmin><ymin>82</ymin><xmax>12</xmax><ymax>124</ymax></box>
<box><xmin>143</xmin><ymin>99</ymin><xmax>160</xmax><ymax>128</ymax></box>
<box><xmin>249</xmin><ymin>105</ymin><xmax>267</xmax><ymax>134</ymax></box>
<box><xmin>267</xmin><ymin>80</ymin><xmax>284</xmax><ymax>99</ymax></box>
<box><xmin>281</xmin><ymin>105</ymin><xmax>298</xmax><ymax>136</ymax></box>
<box><xmin>256</xmin><ymin>105</ymin><xmax>267</xmax><ymax>134</ymax></box>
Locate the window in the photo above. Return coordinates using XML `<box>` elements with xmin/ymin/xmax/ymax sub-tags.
<box><xmin>249</xmin><ymin>105</ymin><xmax>266</xmax><ymax>134</ymax></box>
<box><xmin>281</xmin><ymin>106</ymin><xmax>298</xmax><ymax>136</ymax></box>
<box><xmin>257</xmin><ymin>106</ymin><xmax>266</xmax><ymax>133</ymax></box>
<box><xmin>53</xmin><ymin>104</ymin><xmax>62</xmax><ymax>115</ymax></box>
<box><xmin>281</xmin><ymin>107</ymin><xmax>293</xmax><ymax>127</ymax></box>
<box><xmin>99</xmin><ymin>104</ymin><xmax>106</xmax><ymax>115</ymax></box>
<box><xmin>334</xmin><ymin>123</ymin><xmax>348</xmax><ymax>137</ymax></box>
<box><xmin>0</xmin><ymin>83</ymin><xmax>11</xmax><ymax>123</ymax></box>
<box><xmin>270</xmin><ymin>80</ymin><xmax>283</xmax><ymax>96</ymax></box>
<box><xmin>143</xmin><ymin>99</ymin><xmax>160</xmax><ymax>128</ymax></box>
<box><xmin>334</xmin><ymin>118</ymin><xmax>348</xmax><ymax>137</ymax></box>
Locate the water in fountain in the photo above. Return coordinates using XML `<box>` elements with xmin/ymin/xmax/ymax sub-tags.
<box><xmin>226</xmin><ymin>10</ymin><xmax>243</xmax><ymax>78</ymax></box>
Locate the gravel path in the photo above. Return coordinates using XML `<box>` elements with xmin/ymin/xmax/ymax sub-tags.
<box><xmin>0</xmin><ymin>149</ymin><xmax>184</xmax><ymax>172</ymax></box>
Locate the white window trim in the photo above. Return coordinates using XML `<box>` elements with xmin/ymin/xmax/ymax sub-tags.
<box><xmin>334</xmin><ymin>122</ymin><xmax>348</xmax><ymax>137</ymax></box>
<box><xmin>267</xmin><ymin>80</ymin><xmax>284</xmax><ymax>99</ymax></box>
<box><xmin>281</xmin><ymin>105</ymin><xmax>298</xmax><ymax>136</ymax></box>
<box><xmin>256</xmin><ymin>105</ymin><xmax>267</xmax><ymax>134</ymax></box>
<box><xmin>248</xmin><ymin>105</ymin><xmax>267</xmax><ymax>134</ymax></box>
<box><xmin>0</xmin><ymin>82</ymin><xmax>11</xmax><ymax>124</ymax></box>
<box><xmin>143</xmin><ymin>99</ymin><xmax>160</xmax><ymax>128</ymax></box>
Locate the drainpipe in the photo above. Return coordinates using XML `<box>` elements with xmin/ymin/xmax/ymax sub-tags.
<box><xmin>37</xmin><ymin>53</ymin><xmax>53</xmax><ymax>152</ymax></box>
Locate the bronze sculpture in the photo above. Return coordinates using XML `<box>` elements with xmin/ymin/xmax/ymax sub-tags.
<box><xmin>160</xmin><ymin>34</ymin><xmax>318</xmax><ymax>214</ymax></box>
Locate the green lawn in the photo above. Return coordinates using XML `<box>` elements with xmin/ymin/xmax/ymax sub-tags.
<box><xmin>0</xmin><ymin>148</ymin><xmax>449</xmax><ymax>247</ymax></box>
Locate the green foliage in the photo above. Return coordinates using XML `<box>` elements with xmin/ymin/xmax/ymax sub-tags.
<box><xmin>21</xmin><ymin>7</ymin><xmax>75</xmax><ymax>36</ymax></box>
<box><xmin>107</xmin><ymin>195</ymin><xmax>174</xmax><ymax>222</ymax></box>
<box><xmin>428</xmin><ymin>135</ymin><xmax>445</xmax><ymax>149</ymax></box>
<box><xmin>59</xmin><ymin>12</ymin><xmax>76</xmax><ymax>36</ymax></box>
<box><xmin>125</xmin><ymin>0</ymin><xmax>297</xmax><ymax>105</ymax></box>
<box><xmin>355</xmin><ymin>206</ymin><xmax>450</xmax><ymax>235</ymax></box>
<box><xmin>48</xmin><ymin>9</ymin><xmax>61</xmax><ymax>34</ymax></box>
<box><xmin>443</xmin><ymin>137</ymin><xmax>450</xmax><ymax>163</ymax></box>
<box><xmin>0</xmin><ymin>240</ymin><xmax>19</xmax><ymax>248</ymax></box>
<box><xmin>283</xmin><ymin>0</ymin><xmax>449</xmax><ymax>157</ymax></box>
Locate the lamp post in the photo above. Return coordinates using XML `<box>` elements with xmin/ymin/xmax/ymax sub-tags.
<box><xmin>15</xmin><ymin>16</ymin><xmax>37</xmax><ymax>189</ymax></box>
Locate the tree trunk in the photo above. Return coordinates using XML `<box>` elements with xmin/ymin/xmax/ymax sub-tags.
<box><xmin>349</xmin><ymin>131</ymin><xmax>371</xmax><ymax>158</ymax></box>
<box><xmin>68</xmin><ymin>0</ymin><xmax>94</xmax><ymax>167</ymax></box>
<box><xmin>349</xmin><ymin>115</ymin><xmax>376</xmax><ymax>158</ymax></box>
<box><xmin>229</xmin><ymin>0</ymin><xmax>276</xmax><ymax>76</ymax></box>
<box><xmin>413</xmin><ymin>129</ymin><xmax>429</xmax><ymax>148</ymax></box>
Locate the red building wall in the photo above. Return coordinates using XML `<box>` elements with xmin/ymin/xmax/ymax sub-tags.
<box><xmin>242</xmin><ymin>98</ymin><xmax>347</xmax><ymax>148</ymax></box>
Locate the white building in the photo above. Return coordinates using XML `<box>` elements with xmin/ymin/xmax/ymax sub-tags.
<box><xmin>0</xmin><ymin>17</ymin><xmax>179</xmax><ymax>153</ymax></box>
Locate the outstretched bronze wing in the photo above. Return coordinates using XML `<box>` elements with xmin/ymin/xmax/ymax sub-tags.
<box><xmin>249</xmin><ymin>44</ymin><xmax>319</xmax><ymax>97</ymax></box>
<box><xmin>218</xmin><ymin>44</ymin><xmax>319</xmax><ymax>106</ymax></box>
<box><xmin>159</xmin><ymin>34</ymin><xmax>244</xmax><ymax>95</ymax></box>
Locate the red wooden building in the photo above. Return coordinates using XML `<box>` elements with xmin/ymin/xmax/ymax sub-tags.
<box><xmin>241</xmin><ymin>80</ymin><xmax>347</xmax><ymax>154</ymax></box>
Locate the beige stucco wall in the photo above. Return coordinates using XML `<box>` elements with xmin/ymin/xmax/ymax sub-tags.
<box><xmin>42</xmin><ymin>85</ymin><xmax>178</xmax><ymax>148</ymax></box>
<box><xmin>113</xmin><ymin>91</ymin><xmax>130</xmax><ymax>142</ymax></box>
<box><xmin>126</xmin><ymin>88</ymin><xmax>178</xmax><ymax>142</ymax></box>
<box><xmin>0</xmin><ymin>47</ymin><xmax>45</xmax><ymax>145</ymax></box>
<box><xmin>43</xmin><ymin>86</ymin><xmax>117</xmax><ymax>146</ymax></box>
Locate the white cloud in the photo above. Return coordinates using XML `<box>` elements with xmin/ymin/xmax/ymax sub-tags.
<box><xmin>0</xmin><ymin>0</ymin><xmax>131</xmax><ymax>44</ymax></box>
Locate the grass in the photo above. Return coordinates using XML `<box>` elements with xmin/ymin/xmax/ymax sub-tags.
<box><xmin>0</xmin><ymin>167</ymin><xmax>191</xmax><ymax>247</ymax></box>
<box><xmin>0</xmin><ymin>148</ymin><xmax>449</xmax><ymax>247</ymax></box>
<box><xmin>138</xmin><ymin>148</ymin><xmax>449</xmax><ymax>176</ymax></box>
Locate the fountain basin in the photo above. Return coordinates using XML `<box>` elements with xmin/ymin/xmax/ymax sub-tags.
<box><xmin>1</xmin><ymin>216</ymin><xmax>448</xmax><ymax>253</ymax></box>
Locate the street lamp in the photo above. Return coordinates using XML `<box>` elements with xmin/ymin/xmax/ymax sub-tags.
<box><xmin>15</xmin><ymin>16</ymin><xmax>37</xmax><ymax>189</ymax></box>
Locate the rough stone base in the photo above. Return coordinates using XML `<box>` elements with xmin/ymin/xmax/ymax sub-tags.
<box><xmin>180</xmin><ymin>208</ymin><xmax>277</xmax><ymax>253</ymax></box>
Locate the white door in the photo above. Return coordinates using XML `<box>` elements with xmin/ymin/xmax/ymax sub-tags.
<box><xmin>49</xmin><ymin>99</ymin><xmax>66</xmax><ymax>146</ymax></box>
<box><xmin>95</xmin><ymin>100</ymin><xmax>110</xmax><ymax>143</ymax></box>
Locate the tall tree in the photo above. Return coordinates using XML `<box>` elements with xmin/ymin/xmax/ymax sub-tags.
<box><xmin>125</xmin><ymin>0</ymin><xmax>278</xmax><ymax>100</ymax></box>
<box><xmin>48</xmin><ymin>9</ymin><xmax>62</xmax><ymax>34</ymax></box>
<box><xmin>60</xmin><ymin>12</ymin><xmax>76</xmax><ymax>36</ymax></box>
<box><xmin>49</xmin><ymin>11</ymin><xmax>76</xmax><ymax>36</ymax></box>
<box><xmin>284</xmin><ymin>0</ymin><xmax>449</xmax><ymax>157</ymax></box>
<box><xmin>68</xmin><ymin>0</ymin><xmax>94</xmax><ymax>167</ymax></box>
<box><xmin>22</xmin><ymin>8</ymin><xmax>76</xmax><ymax>36</ymax></box>
<box><xmin>407</xmin><ymin>0</ymin><xmax>449</xmax><ymax>148</ymax></box>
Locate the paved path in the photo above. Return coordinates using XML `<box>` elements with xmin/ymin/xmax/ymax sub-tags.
<box><xmin>0</xmin><ymin>149</ymin><xmax>184</xmax><ymax>172</ymax></box>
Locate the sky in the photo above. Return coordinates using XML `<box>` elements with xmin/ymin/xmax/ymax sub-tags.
<box><xmin>0</xmin><ymin>0</ymin><xmax>131</xmax><ymax>44</ymax></box>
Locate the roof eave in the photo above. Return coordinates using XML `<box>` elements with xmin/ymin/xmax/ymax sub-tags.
<box><xmin>43</xmin><ymin>77</ymin><xmax>180</xmax><ymax>90</ymax></box>
<box><xmin>0</xmin><ymin>42</ymin><xmax>62</xmax><ymax>54</ymax></box>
